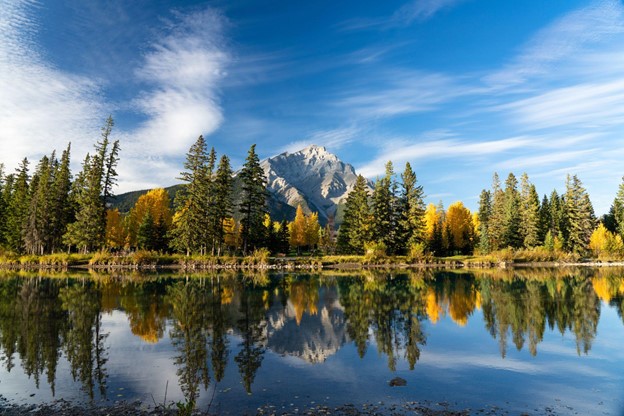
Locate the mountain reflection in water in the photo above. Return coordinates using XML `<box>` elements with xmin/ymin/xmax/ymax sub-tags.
<box><xmin>0</xmin><ymin>268</ymin><xmax>623</xmax><ymax>413</ymax></box>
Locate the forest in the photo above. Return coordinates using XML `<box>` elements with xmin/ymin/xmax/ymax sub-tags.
<box><xmin>1</xmin><ymin>117</ymin><xmax>624</xmax><ymax>263</ymax></box>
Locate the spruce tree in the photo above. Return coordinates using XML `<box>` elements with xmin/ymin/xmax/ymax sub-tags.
<box><xmin>337</xmin><ymin>175</ymin><xmax>371</xmax><ymax>254</ymax></box>
<box><xmin>24</xmin><ymin>155</ymin><xmax>53</xmax><ymax>255</ymax></box>
<box><xmin>212</xmin><ymin>155</ymin><xmax>233</xmax><ymax>255</ymax></box>
<box><xmin>502</xmin><ymin>173</ymin><xmax>521</xmax><ymax>248</ymax></box>
<box><xmin>238</xmin><ymin>144</ymin><xmax>268</xmax><ymax>254</ymax></box>
<box><xmin>519</xmin><ymin>173</ymin><xmax>540</xmax><ymax>248</ymax></box>
<box><xmin>489</xmin><ymin>173</ymin><xmax>505</xmax><ymax>251</ymax></box>
<box><xmin>372</xmin><ymin>162</ymin><xmax>398</xmax><ymax>253</ymax></box>
<box><xmin>477</xmin><ymin>189</ymin><xmax>492</xmax><ymax>253</ymax></box>
<box><xmin>137</xmin><ymin>212</ymin><xmax>156</xmax><ymax>250</ymax></box>
<box><xmin>565</xmin><ymin>174</ymin><xmax>595</xmax><ymax>254</ymax></box>
<box><xmin>538</xmin><ymin>194</ymin><xmax>551</xmax><ymax>244</ymax></box>
<box><xmin>171</xmin><ymin>135</ymin><xmax>210</xmax><ymax>255</ymax></box>
<box><xmin>5</xmin><ymin>158</ymin><xmax>30</xmax><ymax>252</ymax></box>
<box><xmin>613</xmin><ymin>176</ymin><xmax>624</xmax><ymax>238</ymax></box>
<box><xmin>0</xmin><ymin>164</ymin><xmax>5</xmax><ymax>248</ymax></box>
<box><xmin>399</xmin><ymin>162</ymin><xmax>426</xmax><ymax>250</ymax></box>
<box><xmin>49</xmin><ymin>144</ymin><xmax>73</xmax><ymax>252</ymax></box>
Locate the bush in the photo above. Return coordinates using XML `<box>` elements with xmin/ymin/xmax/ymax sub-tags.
<box><xmin>244</xmin><ymin>248</ymin><xmax>271</xmax><ymax>266</ymax></box>
<box><xmin>407</xmin><ymin>242</ymin><xmax>432</xmax><ymax>263</ymax></box>
<box><xmin>363</xmin><ymin>241</ymin><xmax>387</xmax><ymax>264</ymax></box>
<box><xmin>89</xmin><ymin>251</ymin><xmax>114</xmax><ymax>266</ymax></box>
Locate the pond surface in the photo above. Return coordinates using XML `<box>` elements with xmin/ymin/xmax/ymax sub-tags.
<box><xmin>0</xmin><ymin>268</ymin><xmax>623</xmax><ymax>415</ymax></box>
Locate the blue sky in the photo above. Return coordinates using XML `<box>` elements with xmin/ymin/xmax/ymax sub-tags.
<box><xmin>1</xmin><ymin>0</ymin><xmax>624</xmax><ymax>214</ymax></box>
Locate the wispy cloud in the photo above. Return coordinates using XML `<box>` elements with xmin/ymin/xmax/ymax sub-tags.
<box><xmin>0</xmin><ymin>0</ymin><xmax>104</xmax><ymax>171</ymax></box>
<box><xmin>335</xmin><ymin>70</ymin><xmax>465</xmax><ymax>118</ymax></box>
<box><xmin>115</xmin><ymin>8</ymin><xmax>229</xmax><ymax>190</ymax></box>
<box><xmin>339</xmin><ymin>0</ymin><xmax>465</xmax><ymax>31</ymax></box>
<box><xmin>357</xmin><ymin>131</ymin><xmax>535</xmax><ymax>178</ymax></box>
<box><xmin>280</xmin><ymin>126</ymin><xmax>362</xmax><ymax>154</ymax></box>
<box><xmin>485</xmin><ymin>0</ymin><xmax>624</xmax><ymax>88</ymax></box>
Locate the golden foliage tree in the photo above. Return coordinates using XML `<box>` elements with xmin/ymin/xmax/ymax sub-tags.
<box><xmin>443</xmin><ymin>201</ymin><xmax>473</xmax><ymax>253</ymax></box>
<box><xmin>105</xmin><ymin>209</ymin><xmax>126</xmax><ymax>249</ymax></box>
<box><xmin>127</xmin><ymin>188</ymin><xmax>172</xmax><ymax>247</ymax></box>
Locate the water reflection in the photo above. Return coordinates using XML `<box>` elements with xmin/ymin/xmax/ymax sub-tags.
<box><xmin>0</xmin><ymin>267</ymin><xmax>622</xmax><ymax>407</ymax></box>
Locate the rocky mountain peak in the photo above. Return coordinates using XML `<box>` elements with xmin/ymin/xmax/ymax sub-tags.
<box><xmin>261</xmin><ymin>145</ymin><xmax>363</xmax><ymax>224</ymax></box>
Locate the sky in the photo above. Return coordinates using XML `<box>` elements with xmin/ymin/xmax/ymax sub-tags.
<box><xmin>1</xmin><ymin>0</ymin><xmax>624</xmax><ymax>214</ymax></box>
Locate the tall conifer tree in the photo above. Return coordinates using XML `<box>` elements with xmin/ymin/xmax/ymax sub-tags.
<box><xmin>399</xmin><ymin>162</ymin><xmax>426</xmax><ymax>250</ymax></box>
<box><xmin>238</xmin><ymin>144</ymin><xmax>267</xmax><ymax>254</ymax></box>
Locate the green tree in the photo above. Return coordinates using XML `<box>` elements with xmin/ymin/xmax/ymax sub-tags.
<box><xmin>477</xmin><ymin>189</ymin><xmax>492</xmax><ymax>253</ymax></box>
<box><xmin>4</xmin><ymin>158</ymin><xmax>30</xmax><ymax>252</ymax></box>
<box><xmin>24</xmin><ymin>155</ymin><xmax>53</xmax><ymax>255</ymax></box>
<box><xmin>372</xmin><ymin>161</ymin><xmax>399</xmax><ymax>253</ymax></box>
<box><xmin>565</xmin><ymin>174</ymin><xmax>595</xmax><ymax>254</ymax></box>
<box><xmin>502</xmin><ymin>173</ymin><xmax>521</xmax><ymax>248</ymax></box>
<box><xmin>612</xmin><ymin>176</ymin><xmax>624</xmax><ymax>238</ymax></box>
<box><xmin>170</xmin><ymin>136</ymin><xmax>210</xmax><ymax>255</ymax></box>
<box><xmin>238</xmin><ymin>144</ymin><xmax>268</xmax><ymax>254</ymax></box>
<box><xmin>212</xmin><ymin>155</ymin><xmax>234</xmax><ymax>255</ymax></box>
<box><xmin>399</xmin><ymin>162</ymin><xmax>426</xmax><ymax>250</ymax></box>
<box><xmin>488</xmin><ymin>173</ymin><xmax>505</xmax><ymax>251</ymax></box>
<box><xmin>49</xmin><ymin>144</ymin><xmax>73</xmax><ymax>252</ymax></box>
<box><xmin>337</xmin><ymin>175</ymin><xmax>372</xmax><ymax>254</ymax></box>
<box><xmin>519</xmin><ymin>173</ymin><xmax>540</xmax><ymax>248</ymax></box>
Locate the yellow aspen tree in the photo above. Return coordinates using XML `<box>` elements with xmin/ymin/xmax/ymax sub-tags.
<box><xmin>289</xmin><ymin>205</ymin><xmax>307</xmax><ymax>252</ymax></box>
<box><xmin>305</xmin><ymin>212</ymin><xmax>320</xmax><ymax>248</ymax></box>
<box><xmin>444</xmin><ymin>201</ymin><xmax>473</xmax><ymax>253</ymax></box>
<box><xmin>128</xmin><ymin>188</ymin><xmax>172</xmax><ymax>246</ymax></box>
<box><xmin>105</xmin><ymin>209</ymin><xmax>126</xmax><ymax>249</ymax></box>
<box><xmin>424</xmin><ymin>203</ymin><xmax>439</xmax><ymax>243</ymax></box>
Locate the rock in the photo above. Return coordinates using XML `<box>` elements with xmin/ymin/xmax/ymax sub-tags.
<box><xmin>389</xmin><ymin>377</ymin><xmax>407</xmax><ymax>387</ymax></box>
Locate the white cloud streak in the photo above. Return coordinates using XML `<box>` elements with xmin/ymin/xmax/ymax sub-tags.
<box><xmin>0</xmin><ymin>0</ymin><xmax>104</xmax><ymax>172</ymax></box>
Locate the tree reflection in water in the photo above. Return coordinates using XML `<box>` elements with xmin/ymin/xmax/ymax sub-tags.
<box><xmin>0</xmin><ymin>267</ymin><xmax>622</xmax><ymax>402</ymax></box>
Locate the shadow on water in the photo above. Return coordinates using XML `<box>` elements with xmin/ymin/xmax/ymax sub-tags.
<box><xmin>0</xmin><ymin>267</ymin><xmax>623</xmax><ymax>412</ymax></box>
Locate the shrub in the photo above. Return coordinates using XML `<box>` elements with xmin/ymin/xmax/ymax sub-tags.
<box><xmin>244</xmin><ymin>248</ymin><xmax>271</xmax><ymax>266</ymax></box>
<box><xmin>363</xmin><ymin>241</ymin><xmax>387</xmax><ymax>264</ymax></box>
<box><xmin>407</xmin><ymin>242</ymin><xmax>432</xmax><ymax>263</ymax></box>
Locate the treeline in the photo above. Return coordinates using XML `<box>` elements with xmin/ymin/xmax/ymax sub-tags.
<box><xmin>2</xmin><ymin>116</ymin><xmax>624</xmax><ymax>260</ymax></box>
<box><xmin>0</xmin><ymin>116</ymin><xmax>119</xmax><ymax>255</ymax></box>
<box><xmin>336</xmin><ymin>166</ymin><xmax>624</xmax><ymax>260</ymax></box>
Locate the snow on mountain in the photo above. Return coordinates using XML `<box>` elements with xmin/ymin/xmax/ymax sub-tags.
<box><xmin>261</xmin><ymin>145</ymin><xmax>367</xmax><ymax>224</ymax></box>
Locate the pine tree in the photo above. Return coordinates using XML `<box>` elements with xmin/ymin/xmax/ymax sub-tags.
<box><xmin>613</xmin><ymin>176</ymin><xmax>624</xmax><ymax>238</ymax></box>
<box><xmin>238</xmin><ymin>144</ymin><xmax>268</xmax><ymax>254</ymax></box>
<box><xmin>489</xmin><ymin>173</ymin><xmax>505</xmax><ymax>251</ymax></box>
<box><xmin>519</xmin><ymin>173</ymin><xmax>540</xmax><ymax>248</ymax></box>
<box><xmin>137</xmin><ymin>212</ymin><xmax>156</xmax><ymax>250</ymax></box>
<box><xmin>24</xmin><ymin>155</ymin><xmax>53</xmax><ymax>255</ymax></box>
<box><xmin>5</xmin><ymin>158</ymin><xmax>30</xmax><ymax>252</ymax></box>
<box><xmin>171</xmin><ymin>136</ymin><xmax>210</xmax><ymax>255</ymax></box>
<box><xmin>477</xmin><ymin>189</ymin><xmax>492</xmax><ymax>253</ymax></box>
<box><xmin>372</xmin><ymin>161</ymin><xmax>399</xmax><ymax>253</ymax></box>
<box><xmin>278</xmin><ymin>219</ymin><xmax>290</xmax><ymax>255</ymax></box>
<box><xmin>502</xmin><ymin>173</ymin><xmax>521</xmax><ymax>248</ymax></box>
<box><xmin>212</xmin><ymin>155</ymin><xmax>233</xmax><ymax>255</ymax></box>
<box><xmin>565</xmin><ymin>174</ymin><xmax>595</xmax><ymax>254</ymax></box>
<box><xmin>49</xmin><ymin>144</ymin><xmax>73</xmax><ymax>252</ymax></box>
<box><xmin>399</xmin><ymin>162</ymin><xmax>426</xmax><ymax>251</ymax></box>
<box><xmin>337</xmin><ymin>175</ymin><xmax>371</xmax><ymax>254</ymax></box>
<box><xmin>0</xmin><ymin>164</ymin><xmax>6</xmax><ymax>248</ymax></box>
<box><xmin>538</xmin><ymin>194</ymin><xmax>551</xmax><ymax>244</ymax></box>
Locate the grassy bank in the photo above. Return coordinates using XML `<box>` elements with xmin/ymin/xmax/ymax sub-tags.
<box><xmin>1</xmin><ymin>247</ymin><xmax>624</xmax><ymax>271</ymax></box>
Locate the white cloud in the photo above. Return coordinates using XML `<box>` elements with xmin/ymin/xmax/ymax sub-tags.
<box><xmin>0</xmin><ymin>0</ymin><xmax>104</xmax><ymax>172</ymax></box>
<box><xmin>280</xmin><ymin>126</ymin><xmax>362</xmax><ymax>154</ymax></box>
<box><xmin>485</xmin><ymin>0</ymin><xmax>624</xmax><ymax>87</ymax></box>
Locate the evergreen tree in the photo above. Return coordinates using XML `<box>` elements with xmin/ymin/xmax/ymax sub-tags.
<box><xmin>137</xmin><ymin>212</ymin><xmax>156</xmax><ymax>250</ymax></box>
<box><xmin>489</xmin><ymin>173</ymin><xmax>505</xmax><ymax>251</ymax></box>
<box><xmin>538</xmin><ymin>194</ymin><xmax>551</xmax><ymax>244</ymax></box>
<box><xmin>277</xmin><ymin>219</ymin><xmax>290</xmax><ymax>255</ymax></box>
<box><xmin>372</xmin><ymin>162</ymin><xmax>399</xmax><ymax>253</ymax></box>
<box><xmin>565</xmin><ymin>174</ymin><xmax>595</xmax><ymax>254</ymax></box>
<box><xmin>49</xmin><ymin>144</ymin><xmax>73</xmax><ymax>252</ymax></box>
<box><xmin>519</xmin><ymin>173</ymin><xmax>540</xmax><ymax>248</ymax></box>
<box><xmin>399</xmin><ymin>162</ymin><xmax>426</xmax><ymax>250</ymax></box>
<box><xmin>613</xmin><ymin>176</ymin><xmax>624</xmax><ymax>238</ymax></box>
<box><xmin>212</xmin><ymin>155</ymin><xmax>233</xmax><ymax>255</ymax></box>
<box><xmin>64</xmin><ymin>118</ymin><xmax>120</xmax><ymax>253</ymax></box>
<box><xmin>170</xmin><ymin>136</ymin><xmax>210</xmax><ymax>255</ymax></box>
<box><xmin>337</xmin><ymin>175</ymin><xmax>371</xmax><ymax>254</ymax></box>
<box><xmin>238</xmin><ymin>144</ymin><xmax>268</xmax><ymax>254</ymax></box>
<box><xmin>477</xmin><ymin>189</ymin><xmax>492</xmax><ymax>253</ymax></box>
<box><xmin>4</xmin><ymin>158</ymin><xmax>30</xmax><ymax>252</ymax></box>
<box><xmin>502</xmin><ymin>173</ymin><xmax>521</xmax><ymax>248</ymax></box>
<box><xmin>24</xmin><ymin>155</ymin><xmax>53</xmax><ymax>255</ymax></box>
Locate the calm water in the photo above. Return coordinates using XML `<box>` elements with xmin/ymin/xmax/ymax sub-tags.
<box><xmin>0</xmin><ymin>268</ymin><xmax>623</xmax><ymax>415</ymax></box>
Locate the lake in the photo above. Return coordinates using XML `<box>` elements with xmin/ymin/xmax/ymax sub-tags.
<box><xmin>0</xmin><ymin>268</ymin><xmax>623</xmax><ymax>415</ymax></box>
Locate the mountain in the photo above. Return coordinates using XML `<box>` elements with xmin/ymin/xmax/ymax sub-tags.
<box><xmin>261</xmin><ymin>145</ymin><xmax>367</xmax><ymax>224</ymax></box>
<box><xmin>110</xmin><ymin>144</ymin><xmax>368</xmax><ymax>224</ymax></box>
